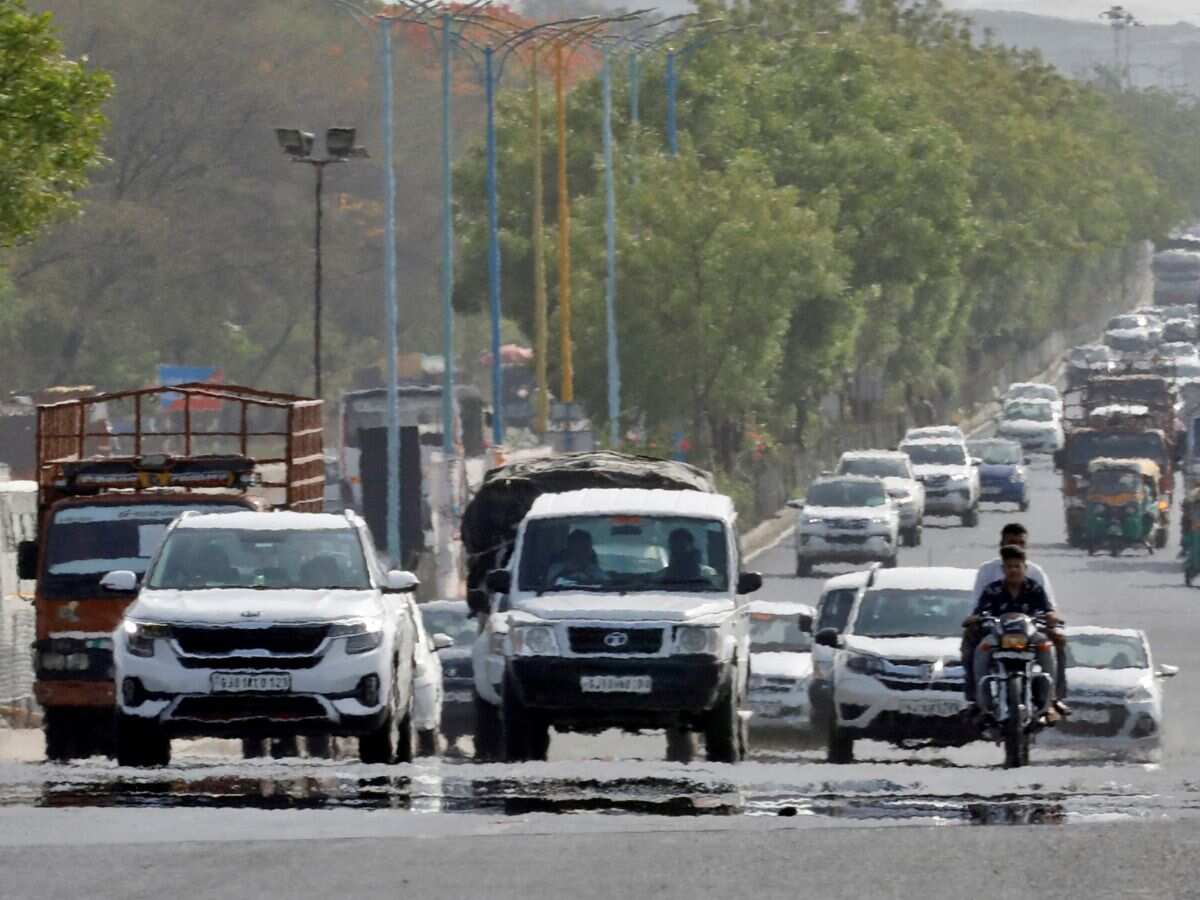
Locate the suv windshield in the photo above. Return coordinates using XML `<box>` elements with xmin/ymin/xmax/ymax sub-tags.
<box><xmin>967</xmin><ymin>441</ymin><xmax>1022</xmax><ymax>465</ymax></box>
<box><xmin>750</xmin><ymin>612</ymin><xmax>811</xmax><ymax>652</ymax></box>
<box><xmin>853</xmin><ymin>588</ymin><xmax>974</xmax><ymax>638</ymax></box>
<box><xmin>1004</xmin><ymin>402</ymin><xmax>1053</xmax><ymax>422</ymax></box>
<box><xmin>147</xmin><ymin>527</ymin><xmax>371</xmax><ymax>590</ymax></box>
<box><xmin>1065</xmin><ymin>634</ymin><xmax>1148</xmax><ymax>669</ymax></box>
<box><xmin>806</xmin><ymin>480</ymin><xmax>888</xmax><ymax>508</ymax></box>
<box><xmin>517</xmin><ymin>515</ymin><xmax>729</xmax><ymax>594</ymax></box>
<box><xmin>901</xmin><ymin>443</ymin><xmax>967</xmax><ymax>466</ymax></box>
<box><xmin>838</xmin><ymin>457</ymin><xmax>907</xmax><ymax>479</ymax></box>
<box><xmin>42</xmin><ymin>502</ymin><xmax>248</xmax><ymax>598</ymax></box>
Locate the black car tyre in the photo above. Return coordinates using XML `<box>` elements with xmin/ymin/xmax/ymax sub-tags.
<box><xmin>704</xmin><ymin>680</ymin><xmax>743</xmax><ymax>764</ymax></box>
<box><xmin>241</xmin><ymin>738</ymin><xmax>267</xmax><ymax>759</ymax></box>
<box><xmin>501</xmin><ymin>674</ymin><xmax>549</xmax><ymax>762</ymax></box>
<box><xmin>961</xmin><ymin>506</ymin><xmax>980</xmax><ymax>528</ymax></box>
<box><xmin>416</xmin><ymin>728</ymin><xmax>438</xmax><ymax>757</ymax></box>
<box><xmin>795</xmin><ymin>557</ymin><xmax>812</xmax><ymax>578</ymax></box>
<box><xmin>666</xmin><ymin>727</ymin><xmax>695</xmax><ymax>763</ymax></box>
<box><xmin>115</xmin><ymin>713</ymin><xmax>170</xmax><ymax>768</ymax></box>
<box><xmin>473</xmin><ymin>690</ymin><xmax>502</xmax><ymax>761</ymax></box>
<box><xmin>359</xmin><ymin>668</ymin><xmax>403</xmax><ymax>764</ymax></box>
<box><xmin>827</xmin><ymin>723</ymin><xmax>855</xmax><ymax>764</ymax></box>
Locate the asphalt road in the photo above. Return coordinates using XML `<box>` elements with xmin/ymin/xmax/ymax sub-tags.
<box><xmin>5</xmin><ymin>459</ymin><xmax>1200</xmax><ymax>899</ymax></box>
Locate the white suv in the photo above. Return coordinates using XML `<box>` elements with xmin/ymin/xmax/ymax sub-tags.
<box><xmin>789</xmin><ymin>476</ymin><xmax>900</xmax><ymax>577</ymax></box>
<box><xmin>108</xmin><ymin>510</ymin><xmax>426</xmax><ymax>767</ymax></box>
<box><xmin>898</xmin><ymin>438</ymin><xmax>981</xmax><ymax>527</ymax></box>
<box><xmin>835</xmin><ymin>450</ymin><xmax>926</xmax><ymax>547</ymax></box>
<box><xmin>808</xmin><ymin>566</ymin><xmax>976</xmax><ymax>763</ymax></box>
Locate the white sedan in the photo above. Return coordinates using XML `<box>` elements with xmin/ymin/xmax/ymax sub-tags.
<box><xmin>747</xmin><ymin>601</ymin><xmax>815</xmax><ymax>746</ymax></box>
<box><xmin>1043</xmin><ymin>626</ymin><xmax>1177</xmax><ymax>757</ymax></box>
<box><xmin>996</xmin><ymin>398</ymin><xmax>1064</xmax><ymax>453</ymax></box>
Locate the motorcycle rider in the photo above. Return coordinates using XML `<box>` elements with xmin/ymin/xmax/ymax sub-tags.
<box><xmin>968</xmin><ymin>545</ymin><xmax>1061</xmax><ymax>719</ymax></box>
<box><xmin>965</xmin><ymin>524</ymin><xmax>1069</xmax><ymax>716</ymax></box>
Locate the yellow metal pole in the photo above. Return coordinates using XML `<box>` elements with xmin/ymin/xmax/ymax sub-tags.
<box><xmin>531</xmin><ymin>51</ymin><xmax>549</xmax><ymax>435</ymax></box>
<box><xmin>555</xmin><ymin>42</ymin><xmax>574</xmax><ymax>404</ymax></box>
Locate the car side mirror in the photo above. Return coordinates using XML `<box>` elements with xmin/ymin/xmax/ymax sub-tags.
<box><xmin>737</xmin><ymin>571</ymin><xmax>762</xmax><ymax>595</ymax></box>
<box><xmin>100</xmin><ymin>570</ymin><xmax>139</xmax><ymax>593</ymax></box>
<box><xmin>16</xmin><ymin>540</ymin><xmax>37</xmax><ymax>581</ymax></box>
<box><xmin>970</xmin><ymin>457</ymin><xmax>982</xmax><ymax>466</ymax></box>
<box><xmin>485</xmin><ymin>569</ymin><xmax>512</xmax><ymax>595</ymax></box>
<box><xmin>786</xmin><ymin>498</ymin><xmax>804</xmax><ymax>509</ymax></box>
<box><xmin>1157</xmin><ymin>664</ymin><xmax>1179</xmax><ymax>679</ymax></box>
<box><xmin>384</xmin><ymin>570</ymin><xmax>420</xmax><ymax>593</ymax></box>
<box><xmin>432</xmin><ymin>633</ymin><xmax>454</xmax><ymax>651</ymax></box>
<box><xmin>814</xmin><ymin>627</ymin><xmax>842</xmax><ymax>649</ymax></box>
<box><xmin>797</xmin><ymin>613</ymin><xmax>813</xmax><ymax>634</ymax></box>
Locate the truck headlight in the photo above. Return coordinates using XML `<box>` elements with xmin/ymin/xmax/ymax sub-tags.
<box><xmin>511</xmin><ymin>624</ymin><xmax>559</xmax><ymax>657</ymax></box>
<box><xmin>845</xmin><ymin>653</ymin><xmax>884</xmax><ymax>676</ymax></box>
<box><xmin>675</xmin><ymin>625</ymin><xmax>720</xmax><ymax>655</ymax></box>
<box><xmin>123</xmin><ymin>620</ymin><xmax>171</xmax><ymax>658</ymax></box>
<box><xmin>332</xmin><ymin>619</ymin><xmax>384</xmax><ymax>654</ymax></box>
<box><xmin>1125</xmin><ymin>686</ymin><xmax>1153</xmax><ymax>702</ymax></box>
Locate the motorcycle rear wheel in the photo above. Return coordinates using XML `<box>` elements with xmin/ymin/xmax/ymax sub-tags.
<box><xmin>1003</xmin><ymin>676</ymin><xmax>1029</xmax><ymax>769</ymax></box>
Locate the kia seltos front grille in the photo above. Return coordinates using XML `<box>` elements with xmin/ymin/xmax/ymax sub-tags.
<box><xmin>173</xmin><ymin>625</ymin><xmax>329</xmax><ymax>656</ymax></box>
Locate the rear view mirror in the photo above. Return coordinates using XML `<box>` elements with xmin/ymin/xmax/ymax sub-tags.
<box><xmin>100</xmin><ymin>570</ymin><xmax>139</xmax><ymax>593</ymax></box>
<box><xmin>970</xmin><ymin>457</ymin><xmax>982</xmax><ymax>467</ymax></box>
<box><xmin>814</xmin><ymin>627</ymin><xmax>842</xmax><ymax>649</ymax></box>
<box><xmin>1157</xmin><ymin>664</ymin><xmax>1179</xmax><ymax>679</ymax></box>
<box><xmin>485</xmin><ymin>569</ymin><xmax>512</xmax><ymax>595</ymax></box>
<box><xmin>786</xmin><ymin>498</ymin><xmax>805</xmax><ymax>509</ymax></box>
<box><xmin>431</xmin><ymin>633</ymin><xmax>454</xmax><ymax>651</ymax></box>
<box><xmin>797</xmin><ymin>612</ymin><xmax>814</xmax><ymax>634</ymax></box>
<box><xmin>384</xmin><ymin>570</ymin><xmax>420</xmax><ymax>593</ymax></box>
<box><xmin>16</xmin><ymin>540</ymin><xmax>37</xmax><ymax>581</ymax></box>
<box><xmin>737</xmin><ymin>571</ymin><xmax>763</xmax><ymax>595</ymax></box>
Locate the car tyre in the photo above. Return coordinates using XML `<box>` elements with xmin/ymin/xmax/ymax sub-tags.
<box><xmin>359</xmin><ymin>668</ymin><xmax>404</xmax><ymax>765</ymax></box>
<box><xmin>795</xmin><ymin>557</ymin><xmax>812</xmax><ymax>578</ymax></box>
<box><xmin>704</xmin><ymin>680</ymin><xmax>743</xmax><ymax>764</ymax></box>
<box><xmin>883</xmin><ymin>554</ymin><xmax>898</xmax><ymax>569</ymax></box>
<box><xmin>115</xmin><ymin>713</ymin><xmax>171</xmax><ymax>768</ymax></box>
<box><xmin>501</xmin><ymin>674</ymin><xmax>549</xmax><ymax>762</ymax></box>
<box><xmin>416</xmin><ymin>728</ymin><xmax>439</xmax><ymax>757</ymax></box>
<box><xmin>827</xmin><ymin>723</ymin><xmax>854</xmax><ymax>764</ymax></box>
<box><xmin>241</xmin><ymin>738</ymin><xmax>266</xmax><ymax>759</ymax></box>
<box><xmin>306</xmin><ymin>735</ymin><xmax>333</xmax><ymax>759</ymax></box>
<box><xmin>665</xmin><ymin>726</ymin><xmax>695</xmax><ymax>763</ymax></box>
<box><xmin>961</xmin><ymin>506</ymin><xmax>980</xmax><ymax>528</ymax></box>
<box><xmin>1019</xmin><ymin>499</ymin><xmax>1029</xmax><ymax>513</ymax></box>
<box><xmin>473</xmin><ymin>690</ymin><xmax>502</xmax><ymax>761</ymax></box>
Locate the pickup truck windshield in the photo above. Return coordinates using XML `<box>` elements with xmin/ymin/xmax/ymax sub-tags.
<box><xmin>147</xmin><ymin>527</ymin><xmax>371</xmax><ymax>590</ymax></box>
<box><xmin>517</xmin><ymin>514</ymin><xmax>729</xmax><ymax>593</ymax></box>
<box><xmin>901</xmin><ymin>443</ymin><xmax>967</xmax><ymax>466</ymax></box>
<box><xmin>853</xmin><ymin>589</ymin><xmax>974</xmax><ymax>638</ymax></box>
<box><xmin>806</xmin><ymin>481</ymin><xmax>887</xmax><ymax>507</ymax></box>
<box><xmin>838</xmin><ymin>458</ymin><xmax>907</xmax><ymax>479</ymax></box>
<box><xmin>42</xmin><ymin>502</ymin><xmax>248</xmax><ymax>599</ymax></box>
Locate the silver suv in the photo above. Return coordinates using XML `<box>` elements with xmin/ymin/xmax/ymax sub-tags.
<box><xmin>789</xmin><ymin>476</ymin><xmax>900</xmax><ymax>577</ymax></box>
<box><xmin>835</xmin><ymin>451</ymin><xmax>926</xmax><ymax>547</ymax></box>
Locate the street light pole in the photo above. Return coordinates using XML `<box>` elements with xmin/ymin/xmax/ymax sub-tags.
<box><xmin>380</xmin><ymin>22</ymin><xmax>402</xmax><ymax>566</ymax></box>
<box><xmin>440</xmin><ymin>10</ymin><xmax>456</xmax><ymax>461</ymax></box>
<box><xmin>531</xmin><ymin>50</ymin><xmax>550</xmax><ymax>436</ymax></box>
<box><xmin>313</xmin><ymin>162</ymin><xmax>325</xmax><ymax>398</ymax></box>
<box><xmin>601</xmin><ymin>48</ymin><xmax>620</xmax><ymax>447</ymax></box>
<box><xmin>484</xmin><ymin>45</ymin><xmax>505</xmax><ymax>447</ymax></box>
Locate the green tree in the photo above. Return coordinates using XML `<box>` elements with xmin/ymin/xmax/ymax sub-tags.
<box><xmin>0</xmin><ymin>0</ymin><xmax>109</xmax><ymax>246</ymax></box>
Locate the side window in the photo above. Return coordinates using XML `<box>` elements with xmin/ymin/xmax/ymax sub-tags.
<box><xmin>817</xmin><ymin>589</ymin><xmax>856</xmax><ymax>633</ymax></box>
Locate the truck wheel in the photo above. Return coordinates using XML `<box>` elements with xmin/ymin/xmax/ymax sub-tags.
<box><xmin>883</xmin><ymin>554</ymin><xmax>898</xmax><ymax>569</ymax></box>
<box><xmin>501</xmin><ymin>674</ymin><xmax>539</xmax><ymax>762</ymax></box>
<box><xmin>416</xmin><ymin>728</ymin><xmax>439</xmax><ymax>757</ymax></box>
<box><xmin>43</xmin><ymin>708</ymin><xmax>80</xmax><ymax>762</ymax></box>
<box><xmin>473</xmin><ymin>691</ymin><xmax>502</xmax><ymax>761</ymax></box>
<box><xmin>704</xmin><ymin>681</ymin><xmax>743</xmax><ymax>764</ymax></box>
<box><xmin>665</xmin><ymin>727</ymin><xmax>695</xmax><ymax>763</ymax></box>
<box><xmin>115</xmin><ymin>713</ymin><xmax>170</xmax><ymax>768</ymax></box>
<box><xmin>961</xmin><ymin>507</ymin><xmax>980</xmax><ymax>528</ymax></box>
<box><xmin>270</xmin><ymin>736</ymin><xmax>299</xmax><ymax>759</ymax></box>
<box><xmin>795</xmin><ymin>557</ymin><xmax>812</xmax><ymax>578</ymax></box>
<box><xmin>827</xmin><ymin>723</ymin><xmax>854</xmax><ymax>764</ymax></box>
<box><xmin>305</xmin><ymin>735</ymin><xmax>333</xmax><ymax>759</ymax></box>
<box><xmin>241</xmin><ymin>738</ymin><xmax>266</xmax><ymax>759</ymax></box>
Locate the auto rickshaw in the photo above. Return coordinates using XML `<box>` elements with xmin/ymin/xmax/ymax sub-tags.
<box><xmin>1083</xmin><ymin>458</ymin><xmax>1166</xmax><ymax>557</ymax></box>
<box><xmin>1184</xmin><ymin>487</ymin><xmax>1200</xmax><ymax>586</ymax></box>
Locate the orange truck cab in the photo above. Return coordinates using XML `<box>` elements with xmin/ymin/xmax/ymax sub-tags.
<box><xmin>17</xmin><ymin>384</ymin><xmax>323</xmax><ymax>760</ymax></box>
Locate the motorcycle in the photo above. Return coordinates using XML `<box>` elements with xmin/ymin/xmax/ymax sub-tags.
<box><xmin>977</xmin><ymin>613</ymin><xmax>1054</xmax><ymax>768</ymax></box>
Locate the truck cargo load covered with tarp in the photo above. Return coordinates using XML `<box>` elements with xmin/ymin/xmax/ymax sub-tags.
<box><xmin>461</xmin><ymin>451</ymin><xmax>716</xmax><ymax>594</ymax></box>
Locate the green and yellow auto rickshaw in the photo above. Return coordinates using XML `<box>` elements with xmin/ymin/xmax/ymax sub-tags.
<box><xmin>1184</xmin><ymin>487</ymin><xmax>1200</xmax><ymax>586</ymax></box>
<box><xmin>1084</xmin><ymin>458</ymin><xmax>1166</xmax><ymax>557</ymax></box>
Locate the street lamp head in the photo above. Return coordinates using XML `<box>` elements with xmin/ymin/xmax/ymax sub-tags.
<box><xmin>275</xmin><ymin>128</ymin><xmax>315</xmax><ymax>159</ymax></box>
<box><xmin>326</xmin><ymin>127</ymin><xmax>365</xmax><ymax>160</ymax></box>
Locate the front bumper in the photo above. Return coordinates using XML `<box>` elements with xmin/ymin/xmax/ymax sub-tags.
<box><xmin>921</xmin><ymin>486</ymin><xmax>974</xmax><ymax>514</ymax></box>
<box><xmin>508</xmin><ymin>656</ymin><xmax>730</xmax><ymax>729</ymax></box>
<box><xmin>1039</xmin><ymin>698</ymin><xmax>1160</xmax><ymax>748</ymax></box>
<box><xmin>796</xmin><ymin>533</ymin><xmax>895</xmax><ymax>564</ymax></box>
<box><xmin>835</xmin><ymin>672</ymin><xmax>971</xmax><ymax>746</ymax></box>
<box><xmin>115</xmin><ymin>636</ymin><xmax>394</xmax><ymax>739</ymax></box>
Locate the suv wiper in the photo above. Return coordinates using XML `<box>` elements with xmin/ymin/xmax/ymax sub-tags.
<box><xmin>537</xmin><ymin>583</ymin><xmax>610</xmax><ymax>596</ymax></box>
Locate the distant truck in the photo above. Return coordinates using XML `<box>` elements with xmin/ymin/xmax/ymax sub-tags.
<box><xmin>461</xmin><ymin>451</ymin><xmax>762</xmax><ymax>763</ymax></box>
<box><xmin>1152</xmin><ymin>245</ymin><xmax>1200</xmax><ymax>307</ymax></box>
<box><xmin>17</xmin><ymin>384</ymin><xmax>323</xmax><ymax>760</ymax></box>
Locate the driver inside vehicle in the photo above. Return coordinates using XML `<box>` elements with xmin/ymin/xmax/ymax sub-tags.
<box><xmin>659</xmin><ymin>528</ymin><xmax>715</xmax><ymax>585</ymax></box>
<box><xmin>545</xmin><ymin>529</ymin><xmax>605</xmax><ymax>587</ymax></box>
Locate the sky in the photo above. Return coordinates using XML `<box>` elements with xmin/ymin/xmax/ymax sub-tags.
<box><xmin>948</xmin><ymin>1</ymin><xmax>1200</xmax><ymax>25</ymax></box>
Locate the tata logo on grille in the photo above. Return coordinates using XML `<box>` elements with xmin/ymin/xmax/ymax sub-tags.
<box><xmin>603</xmin><ymin>632</ymin><xmax>629</xmax><ymax>648</ymax></box>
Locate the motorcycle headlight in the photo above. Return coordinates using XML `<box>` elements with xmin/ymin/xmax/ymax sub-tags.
<box><xmin>845</xmin><ymin>653</ymin><xmax>883</xmax><ymax>676</ymax></box>
<box><xmin>675</xmin><ymin>625</ymin><xmax>720</xmax><ymax>655</ymax></box>
<box><xmin>511</xmin><ymin>624</ymin><xmax>560</xmax><ymax>657</ymax></box>
<box><xmin>122</xmin><ymin>619</ymin><xmax>171</xmax><ymax>658</ymax></box>
<box><xmin>331</xmin><ymin>618</ymin><xmax>385</xmax><ymax>654</ymax></box>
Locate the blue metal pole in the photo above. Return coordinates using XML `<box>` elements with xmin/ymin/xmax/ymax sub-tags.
<box><xmin>666</xmin><ymin>49</ymin><xmax>678</xmax><ymax>156</ymax></box>
<box><xmin>602</xmin><ymin>50</ymin><xmax>620</xmax><ymax>448</ymax></box>
<box><xmin>440</xmin><ymin>12</ymin><xmax>456</xmax><ymax>458</ymax></box>
<box><xmin>381</xmin><ymin>22</ymin><xmax>402</xmax><ymax>565</ymax></box>
<box><xmin>484</xmin><ymin>46</ymin><xmax>505</xmax><ymax>446</ymax></box>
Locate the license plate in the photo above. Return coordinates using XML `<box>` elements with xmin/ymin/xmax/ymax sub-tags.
<box><xmin>443</xmin><ymin>690</ymin><xmax>474</xmax><ymax>704</ymax></box>
<box><xmin>580</xmin><ymin>674</ymin><xmax>652</xmax><ymax>694</ymax></box>
<box><xmin>211</xmin><ymin>672</ymin><xmax>291</xmax><ymax>693</ymax></box>
<box><xmin>1001</xmin><ymin>634</ymin><xmax>1029</xmax><ymax>650</ymax></box>
<box><xmin>1072</xmin><ymin>708</ymin><xmax>1110</xmax><ymax>724</ymax></box>
<box><xmin>751</xmin><ymin>701</ymin><xmax>784</xmax><ymax>716</ymax></box>
<box><xmin>898</xmin><ymin>699</ymin><xmax>961</xmax><ymax>717</ymax></box>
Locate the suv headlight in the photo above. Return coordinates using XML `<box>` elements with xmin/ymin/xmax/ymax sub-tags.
<box><xmin>803</xmin><ymin>516</ymin><xmax>825</xmax><ymax>526</ymax></box>
<box><xmin>675</xmin><ymin>625</ymin><xmax>720</xmax><ymax>655</ymax></box>
<box><xmin>122</xmin><ymin>620</ymin><xmax>171</xmax><ymax>658</ymax></box>
<box><xmin>511</xmin><ymin>624</ymin><xmax>560</xmax><ymax>657</ymax></box>
<box><xmin>1125</xmin><ymin>686</ymin><xmax>1154</xmax><ymax>702</ymax></box>
<box><xmin>331</xmin><ymin>618</ymin><xmax>385</xmax><ymax>654</ymax></box>
<box><xmin>845</xmin><ymin>653</ymin><xmax>883</xmax><ymax>676</ymax></box>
